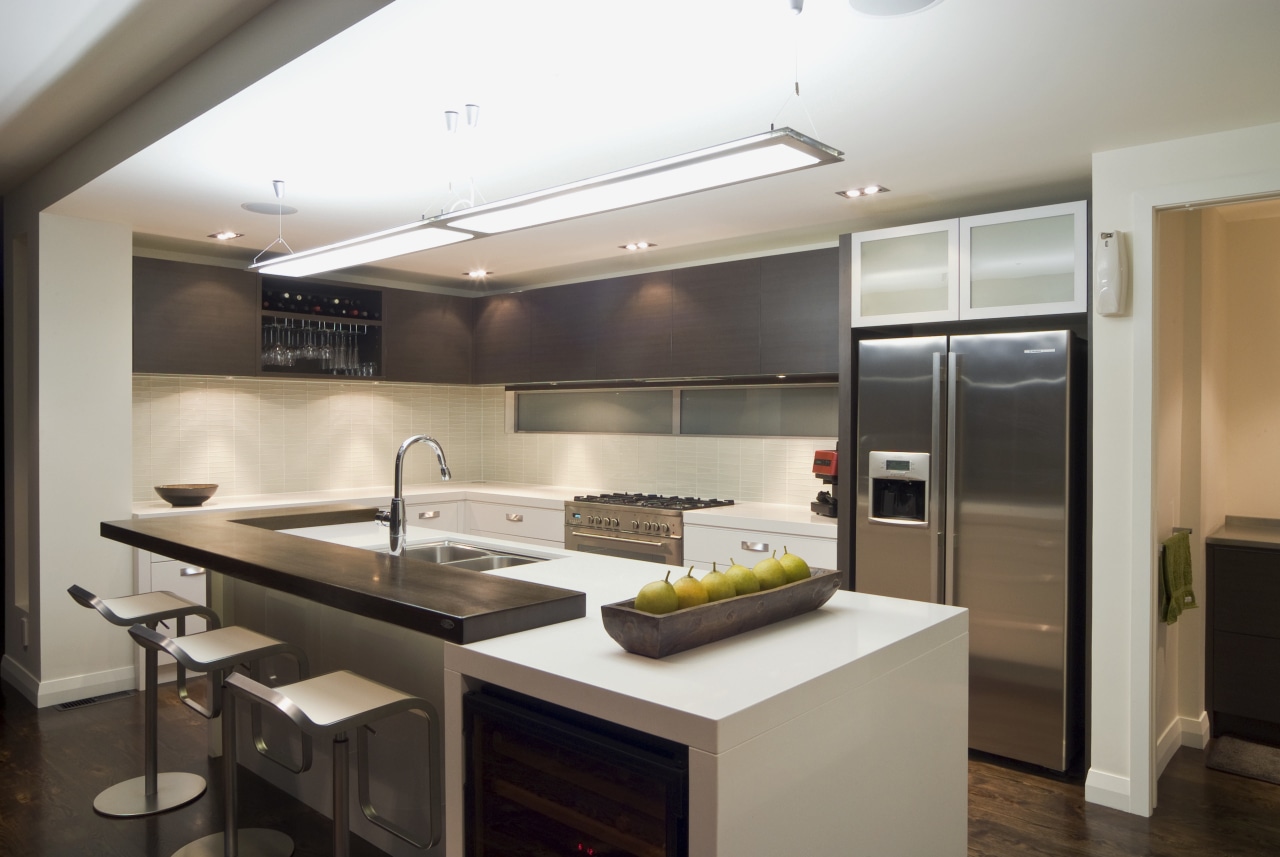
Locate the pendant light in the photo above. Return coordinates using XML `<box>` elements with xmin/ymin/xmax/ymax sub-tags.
<box><xmin>251</xmin><ymin>128</ymin><xmax>842</xmax><ymax>278</ymax></box>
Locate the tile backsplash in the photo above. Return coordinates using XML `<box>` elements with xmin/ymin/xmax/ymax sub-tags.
<box><xmin>133</xmin><ymin>375</ymin><xmax>833</xmax><ymax>505</ymax></box>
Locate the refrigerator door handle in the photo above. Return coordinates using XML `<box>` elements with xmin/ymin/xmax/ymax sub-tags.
<box><xmin>944</xmin><ymin>351</ymin><xmax>960</xmax><ymax>605</ymax></box>
<box><xmin>930</xmin><ymin>352</ymin><xmax>946</xmax><ymax>604</ymax></box>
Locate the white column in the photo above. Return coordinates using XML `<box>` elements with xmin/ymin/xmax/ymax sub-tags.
<box><xmin>35</xmin><ymin>212</ymin><xmax>136</xmax><ymax>705</ymax></box>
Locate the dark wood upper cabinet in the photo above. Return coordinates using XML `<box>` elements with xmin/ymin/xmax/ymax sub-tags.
<box><xmin>594</xmin><ymin>272</ymin><xmax>673</xmax><ymax>381</ymax></box>
<box><xmin>526</xmin><ymin>282</ymin><xmax>599</xmax><ymax>382</ymax></box>
<box><xmin>383</xmin><ymin>289</ymin><xmax>474</xmax><ymax>384</ymax></box>
<box><xmin>759</xmin><ymin>247</ymin><xmax>840</xmax><ymax>376</ymax></box>
<box><xmin>131</xmin><ymin>248</ymin><xmax>839</xmax><ymax>384</ymax></box>
<box><xmin>472</xmin><ymin>293</ymin><xmax>531</xmax><ymax>384</ymax></box>
<box><xmin>671</xmin><ymin>259</ymin><xmax>761</xmax><ymax>378</ymax></box>
<box><xmin>132</xmin><ymin>257</ymin><xmax>259</xmax><ymax>376</ymax></box>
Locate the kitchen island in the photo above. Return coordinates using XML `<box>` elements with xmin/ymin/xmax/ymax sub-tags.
<box><xmin>101</xmin><ymin>510</ymin><xmax>968</xmax><ymax>857</ymax></box>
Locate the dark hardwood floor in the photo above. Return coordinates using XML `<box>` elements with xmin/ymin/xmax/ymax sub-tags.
<box><xmin>0</xmin><ymin>679</ymin><xmax>385</xmax><ymax>857</ymax></box>
<box><xmin>4</xmin><ymin>677</ymin><xmax>1280</xmax><ymax>856</ymax></box>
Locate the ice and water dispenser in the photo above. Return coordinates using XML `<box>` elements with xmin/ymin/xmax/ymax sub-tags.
<box><xmin>867</xmin><ymin>451</ymin><xmax>930</xmax><ymax>526</ymax></box>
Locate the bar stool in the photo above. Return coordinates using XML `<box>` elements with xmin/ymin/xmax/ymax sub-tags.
<box><xmin>68</xmin><ymin>584</ymin><xmax>220</xmax><ymax>817</ymax></box>
<box><xmin>128</xmin><ymin>623</ymin><xmax>313</xmax><ymax>857</ymax></box>
<box><xmin>224</xmin><ymin>670</ymin><xmax>442</xmax><ymax>857</ymax></box>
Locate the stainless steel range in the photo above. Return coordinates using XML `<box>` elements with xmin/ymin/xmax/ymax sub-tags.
<box><xmin>564</xmin><ymin>493</ymin><xmax>734</xmax><ymax>565</ymax></box>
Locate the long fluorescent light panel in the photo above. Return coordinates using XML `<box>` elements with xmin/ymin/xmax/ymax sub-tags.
<box><xmin>448</xmin><ymin>129</ymin><xmax>841</xmax><ymax>234</ymax></box>
<box><xmin>254</xmin><ymin>223</ymin><xmax>471</xmax><ymax>277</ymax></box>
<box><xmin>250</xmin><ymin>128</ymin><xmax>841</xmax><ymax>277</ymax></box>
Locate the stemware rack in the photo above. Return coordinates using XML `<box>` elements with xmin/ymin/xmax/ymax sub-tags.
<box><xmin>260</xmin><ymin>278</ymin><xmax>383</xmax><ymax>378</ymax></box>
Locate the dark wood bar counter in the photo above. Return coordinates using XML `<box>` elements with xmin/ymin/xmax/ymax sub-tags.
<box><xmin>100</xmin><ymin>504</ymin><xmax>586</xmax><ymax>644</ymax></box>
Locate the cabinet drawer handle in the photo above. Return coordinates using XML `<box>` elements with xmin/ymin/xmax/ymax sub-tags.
<box><xmin>418</xmin><ymin>510</ymin><xmax>440</xmax><ymax>520</ymax></box>
<box><xmin>741</xmin><ymin>541</ymin><xmax>769</xmax><ymax>553</ymax></box>
<box><xmin>506</xmin><ymin>513</ymin><xmax>524</xmax><ymax>523</ymax></box>
<box><xmin>179</xmin><ymin>566</ymin><xmax>206</xmax><ymax>577</ymax></box>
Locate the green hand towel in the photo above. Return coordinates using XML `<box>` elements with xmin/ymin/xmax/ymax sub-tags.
<box><xmin>1161</xmin><ymin>531</ymin><xmax>1197</xmax><ymax>625</ymax></box>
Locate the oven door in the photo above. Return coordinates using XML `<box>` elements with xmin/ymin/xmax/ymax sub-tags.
<box><xmin>564</xmin><ymin>527</ymin><xmax>681</xmax><ymax>565</ymax></box>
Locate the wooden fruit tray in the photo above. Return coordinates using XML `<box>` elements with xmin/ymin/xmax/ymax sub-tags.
<box><xmin>600</xmin><ymin>567</ymin><xmax>844</xmax><ymax>658</ymax></box>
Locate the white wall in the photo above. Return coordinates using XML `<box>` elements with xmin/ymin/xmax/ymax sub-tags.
<box><xmin>132</xmin><ymin>376</ymin><xmax>832</xmax><ymax>506</ymax></box>
<box><xmin>1089</xmin><ymin>120</ymin><xmax>1280</xmax><ymax>815</ymax></box>
<box><xmin>33</xmin><ymin>214</ymin><xmax>135</xmax><ymax>705</ymax></box>
<box><xmin>1220</xmin><ymin>214</ymin><xmax>1280</xmax><ymax>516</ymax></box>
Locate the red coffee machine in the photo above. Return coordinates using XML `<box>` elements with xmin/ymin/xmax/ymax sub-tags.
<box><xmin>811</xmin><ymin>448</ymin><xmax>838</xmax><ymax>518</ymax></box>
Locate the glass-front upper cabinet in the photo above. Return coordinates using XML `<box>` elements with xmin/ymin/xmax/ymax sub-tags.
<box><xmin>849</xmin><ymin>201</ymin><xmax>1087</xmax><ymax>327</ymax></box>
<box><xmin>850</xmin><ymin>219</ymin><xmax>959</xmax><ymax>327</ymax></box>
<box><xmin>960</xmin><ymin>200</ymin><xmax>1087</xmax><ymax>319</ymax></box>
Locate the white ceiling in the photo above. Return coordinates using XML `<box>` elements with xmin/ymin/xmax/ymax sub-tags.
<box><xmin>11</xmin><ymin>0</ymin><xmax>1280</xmax><ymax>293</ymax></box>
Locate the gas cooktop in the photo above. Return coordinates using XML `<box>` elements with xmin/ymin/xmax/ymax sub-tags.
<box><xmin>570</xmin><ymin>493</ymin><xmax>734</xmax><ymax>511</ymax></box>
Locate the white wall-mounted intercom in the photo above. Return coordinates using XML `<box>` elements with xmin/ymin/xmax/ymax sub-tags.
<box><xmin>1095</xmin><ymin>230</ymin><xmax>1128</xmax><ymax>317</ymax></box>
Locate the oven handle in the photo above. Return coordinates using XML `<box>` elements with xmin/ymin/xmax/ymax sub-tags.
<box><xmin>569</xmin><ymin>531</ymin><xmax>667</xmax><ymax>547</ymax></box>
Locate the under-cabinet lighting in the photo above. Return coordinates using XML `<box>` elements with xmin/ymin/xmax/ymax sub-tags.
<box><xmin>465</xmin><ymin>270</ymin><xmax>491</xmax><ymax>278</ymax></box>
<box><xmin>253</xmin><ymin>221</ymin><xmax>472</xmax><ymax>277</ymax></box>
<box><xmin>250</xmin><ymin>128</ymin><xmax>841</xmax><ymax>278</ymax></box>
<box><xmin>621</xmin><ymin>241</ymin><xmax>656</xmax><ymax>251</ymax></box>
<box><xmin>208</xmin><ymin>231</ymin><xmax>243</xmax><ymax>240</ymax></box>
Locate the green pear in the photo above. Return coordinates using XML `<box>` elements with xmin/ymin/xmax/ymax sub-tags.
<box><xmin>778</xmin><ymin>546</ymin><xmax>812</xmax><ymax>583</ymax></box>
<box><xmin>672</xmin><ymin>565</ymin><xmax>709</xmax><ymax>610</ymax></box>
<box><xmin>752</xmin><ymin>550</ymin><xmax>788</xmax><ymax>590</ymax></box>
<box><xmin>700</xmin><ymin>562</ymin><xmax>737</xmax><ymax>602</ymax></box>
<box><xmin>725</xmin><ymin>558</ymin><xmax>761</xmax><ymax>595</ymax></box>
<box><xmin>635</xmin><ymin>569</ymin><xmax>679</xmax><ymax>614</ymax></box>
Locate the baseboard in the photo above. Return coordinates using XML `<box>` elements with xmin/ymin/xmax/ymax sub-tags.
<box><xmin>1180</xmin><ymin>711</ymin><xmax>1210</xmax><ymax>749</ymax></box>
<box><xmin>33</xmin><ymin>665</ymin><xmax>137</xmax><ymax>708</ymax></box>
<box><xmin>1156</xmin><ymin>717</ymin><xmax>1182</xmax><ymax>777</ymax></box>
<box><xmin>1</xmin><ymin>654</ymin><xmax>41</xmax><ymax>704</ymax></box>
<box><xmin>1085</xmin><ymin>768</ymin><xmax>1136</xmax><ymax>813</ymax></box>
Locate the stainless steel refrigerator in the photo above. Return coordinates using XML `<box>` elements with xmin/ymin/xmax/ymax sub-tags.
<box><xmin>854</xmin><ymin>329</ymin><xmax>1083</xmax><ymax>772</ymax></box>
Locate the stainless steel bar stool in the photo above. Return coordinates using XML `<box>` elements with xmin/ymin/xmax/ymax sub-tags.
<box><xmin>225</xmin><ymin>670</ymin><xmax>442</xmax><ymax>857</ymax></box>
<box><xmin>128</xmin><ymin>623</ymin><xmax>313</xmax><ymax>857</ymax></box>
<box><xmin>68</xmin><ymin>584</ymin><xmax>220</xmax><ymax>817</ymax></box>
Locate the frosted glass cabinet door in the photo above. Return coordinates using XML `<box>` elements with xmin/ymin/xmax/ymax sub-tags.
<box><xmin>959</xmin><ymin>201</ymin><xmax>1087</xmax><ymax>319</ymax></box>
<box><xmin>850</xmin><ymin>219</ymin><xmax>959</xmax><ymax>327</ymax></box>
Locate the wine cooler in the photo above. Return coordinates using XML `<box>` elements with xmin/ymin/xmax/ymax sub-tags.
<box><xmin>464</xmin><ymin>686</ymin><xmax>688</xmax><ymax>857</ymax></box>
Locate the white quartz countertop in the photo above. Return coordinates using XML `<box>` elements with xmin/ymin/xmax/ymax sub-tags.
<box><xmin>262</xmin><ymin>519</ymin><xmax>964</xmax><ymax>756</ymax></box>
<box><xmin>451</xmin><ymin>550</ymin><xmax>964</xmax><ymax>755</ymax></box>
<box><xmin>131</xmin><ymin>481</ymin><xmax>594</xmax><ymax>518</ymax></box>
<box><xmin>134</xmin><ymin>484</ymin><xmax>830</xmax><ymax>536</ymax></box>
<box><xmin>683</xmin><ymin>500</ymin><xmax>837</xmax><ymax>538</ymax></box>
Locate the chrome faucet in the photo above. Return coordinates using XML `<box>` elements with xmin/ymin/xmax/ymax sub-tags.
<box><xmin>385</xmin><ymin>435</ymin><xmax>451</xmax><ymax>556</ymax></box>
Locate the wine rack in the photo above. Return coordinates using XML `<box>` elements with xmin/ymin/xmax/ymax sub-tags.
<box><xmin>260</xmin><ymin>278</ymin><xmax>383</xmax><ymax>378</ymax></box>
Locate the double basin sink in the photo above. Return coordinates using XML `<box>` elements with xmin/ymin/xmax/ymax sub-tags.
<box><xmin>384</xmin><ymin>540</ymin><xmax>543</xmax><ymax>572</ymax></box>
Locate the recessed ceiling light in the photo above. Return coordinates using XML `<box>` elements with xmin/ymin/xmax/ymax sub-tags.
<box><xmin>208</xmin><ymin>231</ymin><xmax>244</xmax><ymax>241</ymax></box>
<box><xmin>620</xmin><ymin>241</ymin><xmax>657</xmax><ymax>251</ymax></box>
<box><xmin>837</xmin><ymin>185</ymin><xmax>890</xmax><ymax>199</ymax></box>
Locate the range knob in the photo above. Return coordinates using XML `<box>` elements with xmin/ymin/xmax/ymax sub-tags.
<box><xmin>592</xmin><ymin>515</ymin><xmax>602</xmax><ymax>525</ymax></box>
<box><xmin>631</xmin><ymin>520</ymin><xmax>639</xmax><ymax>530</ymax></box>
<box><xmin>610</xmin><ymin>518</ymin><xmax>619</xmax><ymax>527</ymax></box>
<box><xmin>642</xmin><ymin>522</ymin><xmax>651</xmax><ymax>532</ymax></box>
<box><xmin>660</xmin><ymin>523</ymin><xmax>671</xmax><ymax>535</ymax></box>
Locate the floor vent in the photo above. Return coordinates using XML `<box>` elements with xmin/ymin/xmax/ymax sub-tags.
<box><xmin>56</xmin><ymin>691</ymin><xmax>131</xmax><ymax>711</ymax></box>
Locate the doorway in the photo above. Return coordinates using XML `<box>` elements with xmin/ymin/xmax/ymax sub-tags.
<box><xmin>1151</xmin><ymin>195</ymin><xmax>1280</xmax><ymax>785</ymax></box>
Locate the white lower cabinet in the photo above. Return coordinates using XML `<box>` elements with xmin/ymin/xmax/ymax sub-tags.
<box><xmin>405</xmin><ymin>500</ymin><xmax>459</xmax><ymax>532</ymax></box>
<box><xmin>134</xmin><ymin>551</ymin><xmax>211</xmax><ymax>689</ymax></box>
<box><xmin>465</xmin><ymin>501</ymin><xmax>564</xmax><ymax>547</ymax></box>
<box><xmin>683</xmin><ymin>526</ymin><xmax>837</xmax><ymax>572</ymax></box>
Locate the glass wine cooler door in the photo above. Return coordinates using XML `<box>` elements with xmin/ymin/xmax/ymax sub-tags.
<box><xmin>464</xmin><ymin>687</ymin><xmax>688</xmax><ymax>857</ymax></box>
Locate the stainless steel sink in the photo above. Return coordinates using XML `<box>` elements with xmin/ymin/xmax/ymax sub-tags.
<box><xmin>383</xmin><ymin>540</ymin><xmax>544</xmax><ymax>572</ymax></box>
<box><xmin>444</xmin><ymin>555</ymin><xmax>539</xmax><ymax>572</ymax></box>
<box><xmin>397</xmin><ymin>542</ymin><xmax>490</xmax><ymax>564</ymax></box>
